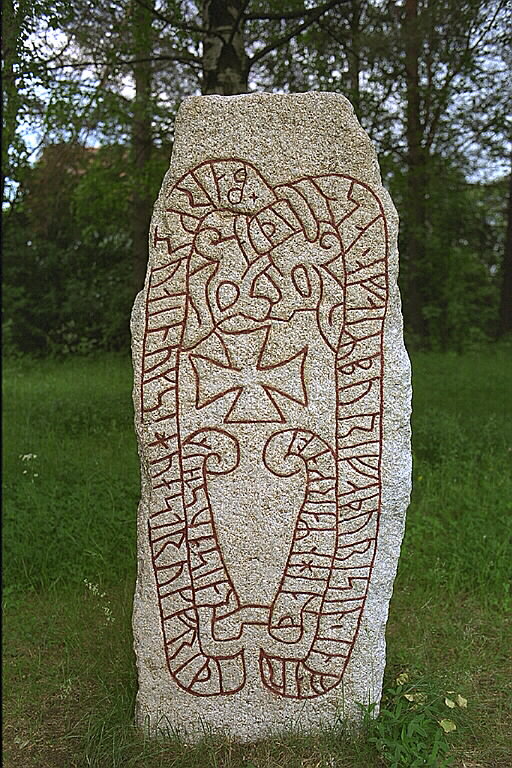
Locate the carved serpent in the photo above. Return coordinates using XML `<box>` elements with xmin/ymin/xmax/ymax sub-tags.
<box><xmin>136</xmin><ymin>159</ymin><xmax>389</xmax><ymax>698</ymax></box>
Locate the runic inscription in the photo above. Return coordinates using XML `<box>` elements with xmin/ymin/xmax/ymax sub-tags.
<box><xmin>138</xmin><ymin>157</ymin><xmax>390</xmax><ymax>700</ymax></box>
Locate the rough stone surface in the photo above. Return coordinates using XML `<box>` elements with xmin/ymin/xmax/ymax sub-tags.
<box><xmin>131</xmin><ymin>92</ymin><xmax>412</xmax><ymax>742</ymax></box>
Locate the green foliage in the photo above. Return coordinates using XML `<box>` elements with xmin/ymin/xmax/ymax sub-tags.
<box><xmin>2</xmin><ymin>355</ymin><xmax>139</xmax><ymax>593</ymax></box>
<box><xmin>392</xmin><ymin>158</ymin><xmax>506</xmax><ymax>350</ymax></box>
<box><xmin>363</xmin><ymin>680</ymin><xmax>456</xmax><ymax>767</ymax></box>
<box><xmin>3</xmin><ymin>144</ymin><xmax>154</xmax><ymax>356</ymax></box>
<box><xmin>3</xmin><ymin>132</ymin><xmax>173</xmax><ymax>356</ymax></box>
<box><xmin>3</xmin><ymin>0</ymin><xmax>510</xmax><ymax>353</ymax></box>
<box><xmin>406</xmin><ymin>344</ymin><xmax>512</xmax><ymax>608</ymax></box>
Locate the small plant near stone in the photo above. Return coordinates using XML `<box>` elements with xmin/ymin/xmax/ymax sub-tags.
<box><xmin>83</xmin><ymin>579</ymin><xmax>115</xmax><ymax>625</ymax></box>
<box><xmin>361</xmin><ymin>673</ymin><xmax>468</xmax><ymax>767</ymax></box>
<box><xmin>19</xmin><ymin>452</ymin><xmax>39</xmax><ymax>480</ymax></box>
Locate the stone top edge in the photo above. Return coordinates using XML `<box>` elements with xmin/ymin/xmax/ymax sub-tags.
<box><xmin>181</xmin><ymin>91</ymin><xmax>352</xmax><ymax>101</ymax></box>
<box><xmin>156</xmin><ymin>90</ymin><xmax>399</xmax><ymax>236</ymax></box>
<box><xmin>178</xmin><ymin>91</ymin><xmax>354</xmax><ymax>111</ymax></box>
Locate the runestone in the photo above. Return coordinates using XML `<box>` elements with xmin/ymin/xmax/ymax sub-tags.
<box><xmin>131</xmin><ymin>92</ymin><xmax>412</xmax><ymax>741</ymax></box>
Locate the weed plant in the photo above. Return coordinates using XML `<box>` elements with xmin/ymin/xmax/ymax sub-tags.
<box><xmin>3</xmin><ymin>347</ymin><xmax>512</xmax><ymax>767</ymax></box>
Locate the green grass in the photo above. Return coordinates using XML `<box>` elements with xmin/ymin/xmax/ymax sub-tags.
<box><xmin>3</xmin><ymin>355</ymin><xmax>139</xmax><ymax>593</ymax></box>
<box><xmin>3</xmin><ymin>347</ymin><xmax>512</xmax><ymax>767</ymax></box>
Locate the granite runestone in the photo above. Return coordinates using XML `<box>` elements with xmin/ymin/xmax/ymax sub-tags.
<box><xmin>131</xmin><ymin>92</ymin><xmax>412</xmax><ymax>742</ymax></box>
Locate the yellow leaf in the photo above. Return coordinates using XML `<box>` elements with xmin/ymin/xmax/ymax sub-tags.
<box><xmin>456</xmin><ymin>694</ymin><xmax>468</xmax><ymax>708</ymax></box>
<box><xmin>395</xmin><ymin>672</ymin><xmax>409</xmax><ymax>686</ymax></box>
<box><xmin>439</xmin><ymin>719</ymin><xmax>457</xmax><ymax>733</ymax></box>
<box><xmin>404</xmin><ymin>693</ymin><xmax>415</xmax><ymax>701</ymax></box>
<box><xmin>445</xmin><ymin>698</ymin><xmax>456</xmax><ymax>708</ymax></box>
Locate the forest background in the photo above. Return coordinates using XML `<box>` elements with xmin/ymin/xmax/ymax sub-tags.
<box><xmin>3</xmin><ymin>0</ymin><xmax>511</xmax><ymax>357</ymax></box>
<box><xmin>3</xmin><ymin>3</ymin><xmax>512</xmax><ymax>766</ymax></box>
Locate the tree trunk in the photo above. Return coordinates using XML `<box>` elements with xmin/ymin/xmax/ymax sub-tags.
<box><xmin>497</xmin><ymin>165</ymin><xmax>512</xmax><ymax>337</ymax></box>
<box><xmin>347</xmin><ymin>0</ymin><xmax>361</xmax><ymax>116</ymax></box>
<box><xmin>202</xmin><ymin>0</ymin><xmax>248</xmax><ymax>94</ymax></box>
<box><xmin>131</xmin><ymin>0</ymin><xmax>154</xmax><ymax>293</ymax></box>
<box><xmin>2</xmin><ymin>0</ymin><xmax>21</xmax><ymax>204</ymax></box>
<box><xmin>404</xmin><ymin>0</ymin><xmax>427</xmax><ymax>340</ymax></box>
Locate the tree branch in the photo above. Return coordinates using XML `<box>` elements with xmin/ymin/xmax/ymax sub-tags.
<box><xmin>121</xmin><ymin>54</ymin><xmax>199</xmax><ymax>65</ymax></box>
<box><xmin>132</xmin><ymin>0</ymin><xmax>209</xmax><ymax>37</ymax></box>
<box><xmin>228</xmin><ymin>0</ymin><xmax>252</xmax><ymax>46</ymax></box>
<box><xmin>246</xmin><ymin>0</ymin><xmax>342</xmax><ymax>22</ymax></box>
<box><xmin>317</xmin><ymin>18</ymin><xmax>365</xmax><ymax>58</ymax></box>
<box><xmin>45</xmin><ymin>52</ymin><xmax>201</xmax><ymax>71</ymax></box>
<box><xmin>248</xmin><ymin>0</ymin><xmax>350</xmax><ymax>67</ymax></box>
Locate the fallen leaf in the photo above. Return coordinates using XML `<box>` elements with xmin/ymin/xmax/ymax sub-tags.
<box><xmin>404</xmin><ymin>693</ymin><xmax>415</xmax><ymax>701</ymax></box>
<box><xmin>395</xmin><ymin>672</ymin><xmax>409</xmax><ymax>685</ymax></box>
<box><xmin>445</xmin><ymin>698</ymin><xmax>456</xmax><ymax>708</ymax></box>
<box><xmin>439</xmin><ymin>719</ymin><xmax>457</xmax><ymax>733</ymax></box>
<box><xmin>456</xmin><ymin>694</ymin><xmax>468</xmax><ymax>708</ymax></box>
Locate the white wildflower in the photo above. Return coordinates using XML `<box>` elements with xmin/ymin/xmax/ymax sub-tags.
<box><xmin>84</xmin><ymin>579</ymin><xmax>115</xmax><ymax>624</ymax></box>
<box><xmin>19</xmin><ymin>453</ymin><xmax>37</xmax><ymax>461</ymax></box>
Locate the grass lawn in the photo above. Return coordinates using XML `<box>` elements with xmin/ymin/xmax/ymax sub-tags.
<box><xmin>3</xmin><ymin>347</ymin><xmax>511</xmax><ymax>767</ymax></box>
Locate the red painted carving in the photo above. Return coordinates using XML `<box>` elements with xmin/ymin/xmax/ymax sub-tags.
<box><xmin>139</xmin><ymin>159</ymin><xmax>389</xmax><ymax>699</ymax></box>
<box><xmin>190</xmin><ymin>326</ymin><xmax>308</xmax><ymax>423</ymax></box>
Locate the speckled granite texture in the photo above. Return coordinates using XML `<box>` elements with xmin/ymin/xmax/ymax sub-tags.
<box><xmin>131</xmin><ymin>92</ymin><xmax>412</xmax><ymax>741</ymax></box>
